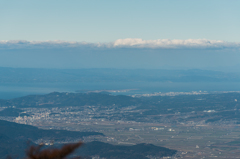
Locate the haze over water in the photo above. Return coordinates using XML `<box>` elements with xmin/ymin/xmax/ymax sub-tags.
<box><xmin>1</xmin><ymin>81</ymin><xmax>240</xmax><ymax>99</ymax></box>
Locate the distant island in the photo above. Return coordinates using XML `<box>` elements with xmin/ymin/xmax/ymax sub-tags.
<box><xmin>76</xmin><ymin>89</ymin><xmax>138</xmax><ymax>93</ymax></box>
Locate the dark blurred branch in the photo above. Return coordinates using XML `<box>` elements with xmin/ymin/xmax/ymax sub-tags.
<box><xmin>25</xmin><ymin>142</ymin><xmax>82</xmax><ymax>159</ymax></box>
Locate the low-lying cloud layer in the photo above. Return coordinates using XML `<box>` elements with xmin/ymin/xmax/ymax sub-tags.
<box><xmin>113</xmin><ymin>39</ymin><xmax>240</xmax><ymax>49</ymax></box>
<box><xmin>0</xmin><ymin>38</ymin><xmax>240</xmax><ymax>49</ymax></box>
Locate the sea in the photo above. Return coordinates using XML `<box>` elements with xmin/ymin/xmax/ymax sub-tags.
<box><xmin>0</xmin><ymin>81</ymin><xmax>240</xmax><ymax>99</ymax></box>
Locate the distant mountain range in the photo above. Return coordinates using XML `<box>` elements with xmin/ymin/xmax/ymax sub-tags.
<box><xmin>0</xmin><ymin>67</ymin><xmax>239</xmax><ymax>83</ymax></box>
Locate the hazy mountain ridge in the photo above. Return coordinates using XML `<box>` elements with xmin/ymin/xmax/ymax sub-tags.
<box><xmin>0</xmin><ymin>120</ymin><xmax>103</xmax><ymax>141</ymax></box>
<box><xmin>0</xmin><ymin>108</ymin><xmax>29</xmax><ymax>117</ymax></box>
<box><xmin>0</xmin><ymin>67</ymin><xmax>239</xmax><ymax>83</ymax></box>
<box><xmin>0</xmin><ymin>120</ymin><xmax>177</xmax><ymax>159</ymax></box>
<box><xmin>0</xmin><ymin>92</ymin><xmax>140</xmax><ymax>108</ymax></box>
<box><xmin>1</xmin><ymin>92</ymin><xmax>240</xmax><ymax>123</ymax></box>
<box><xmin>0</xmin><ymin>120</ymin><xmax>102</xmax><ymax>159</ymax></box>
<box><xmin>77</xmin><ymin>141</ymin><xmax>177</xmax><ymax>159</ymax></box>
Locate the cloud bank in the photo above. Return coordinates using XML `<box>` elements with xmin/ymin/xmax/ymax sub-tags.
<box><xmin>0</xmin><ymin>39</ymin><xmax>240</xmax><ymax>49</ymax></box>
<box><xmin>113</xmin><ymin>39</ymin><xmax>240</xmax><ymax>49</ymax></box>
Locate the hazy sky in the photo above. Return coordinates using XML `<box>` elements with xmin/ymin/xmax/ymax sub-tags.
<box><xmin>0</xmin><ymin>0</ymin><xmax>240</xmax><ymax>70</ymax></box>
<box><xmin>0</xmin><ymin>0</ymin><xmax>240</xmax><ymax>42</ymax></box>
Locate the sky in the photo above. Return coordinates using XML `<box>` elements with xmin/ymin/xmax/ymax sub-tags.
<box><xmin>1</xmin><ymin>0</ymin><xmax>240</xmax><ymax>42</ymax></box>
<box><xmin>0</xmin><ymin>0</ymin><xmax>240</xmax><ymax>70</ymax></box>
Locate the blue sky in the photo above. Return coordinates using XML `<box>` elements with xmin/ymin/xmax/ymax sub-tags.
<box><xmin>0</xmin><ymin>0</ymin><xmax>240</xmax><ymax>42</ymax></box>
<box><xmin>0</xmin><ymin>0</ymin><xmax>240</xmax><ymax>70</ymax></box>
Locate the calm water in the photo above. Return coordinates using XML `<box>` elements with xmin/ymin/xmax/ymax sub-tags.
<box><xmin>0</xmin><ymin>82</ymin><xmax>240</xmax><ymax>99</ymax></box>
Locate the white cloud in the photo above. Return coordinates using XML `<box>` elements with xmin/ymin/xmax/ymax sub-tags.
<box><xmin>113</xmin><ymin>38</ymin><xmax>240</xmax><ymax>49</ymax></box>
<box><xmin>0</xmin><ymin>39</ymin><xmax>240</xmax><ymax>49</ymax></box>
